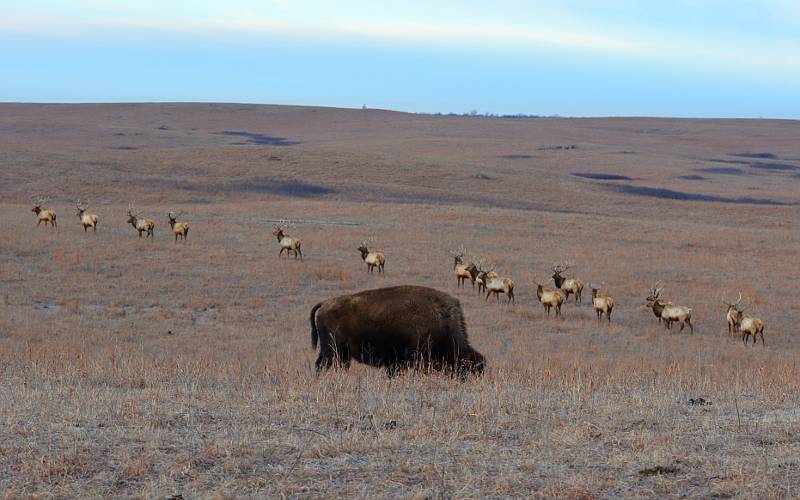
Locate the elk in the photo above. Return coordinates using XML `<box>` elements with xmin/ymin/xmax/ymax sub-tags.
<box><xmin>31</xmin><ymin>197</ymin><xmax>57</xmax><ymax>228</ymax></box>
<box><xmin>485</xmin><ymin>274</ymin><xmax>515</xmax><ymax>304</ymax></box>
<box><xmin>537</xmin><ymin>283</ymin><xmax>565</xmax><ymax>318</ymax></box>
<box><xmin>273</xmin><ymin>220</ymin><xmax>302</xmax><ymax>260</ymax></box>
<box><xmin>309</xmin><ymin>285</ymin><xmax>485</xmax><ymax>379</ymax></box>
<box><xmin>452</xmin><ymin>246</ymin><xmax>477</xmax><ymax>288</ymax></box>
<box><xmin>127</xmin><ymin>205</ymin><xmax>155</xmax><ymax>238</ymax></box>
<box><xmin>75</xmin><ymin>199</ymin><xmax>98</xmax><ymax>232</ymax></box>
<box><xmin>167</xmin><ymin>211</ymin><xmax>190</xmax><ymax>242</ymax></box>
<box><xmin>646</xmin><ymin>282</ymin><xmax>693</xmax><ymax>333</ymax></box>
<box><xmin>474</xmin><ymin>259</ymin><xmax>499</xmax><ymax>295</ymax></box>
<box><xmin>552</xmin><ymin>262</ymin><xmax>585</xmax><ymax>303</ymax></box>
<box><xmin>740</xmin><ymin>316</ymin><xmax>765</xmax><ymax>346</ymax></box>
<box><xmin>591</xmin><ymin>285</ymin><xmax>614</xmax><ymax>323</ymax></box>
<box><xmin>724</xmin><ymin>292</ymin><xmax>765</xmax><ymax>346</ymax></box>
<box><xmin>358</xmin><ymin>238</ymin><xmax>386</xmax><ymax>275</ymax></box>
<box><xmin>723</xmin><ymin>292</ymin><xmax>744</xmax><ymax>335</ymax></box>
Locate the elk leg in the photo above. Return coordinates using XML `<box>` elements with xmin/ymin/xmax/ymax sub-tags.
<box><xmin>760</xmin><ymin>331</ymin><xmax>765</xmax><ymax>346</ymax></box>
<box><xmin>297</xmin><ymin>248</ymin><xmax>303</xmax><ymax>260</ymax></box>
<box><xmin>687</xmin><ymin>320</ymin><xmax>694</xmax><ymax>334</ymax></box>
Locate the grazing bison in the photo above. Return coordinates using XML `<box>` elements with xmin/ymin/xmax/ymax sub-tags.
<box><xmin>309</xmin><ymin>286</ymin><xmax>485</xmax><ymax>379</ymax></box>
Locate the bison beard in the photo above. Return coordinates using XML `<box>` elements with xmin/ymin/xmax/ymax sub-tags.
<box><xmin>309</xmin><ymin>286</ymin><xmax>485</xmax><ymax>379</ymax></box>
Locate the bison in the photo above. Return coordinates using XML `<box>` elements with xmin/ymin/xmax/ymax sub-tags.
<box><xmin>309</xmin><ymin>285</ymin><xmax>485</xmax><ymax>379</ymax></box>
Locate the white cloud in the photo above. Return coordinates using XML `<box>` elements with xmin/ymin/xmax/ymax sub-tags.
<box><xmin>2</xmin><ymin>4</ymin><xmax>799</xmax><ymax>78</ymax></box>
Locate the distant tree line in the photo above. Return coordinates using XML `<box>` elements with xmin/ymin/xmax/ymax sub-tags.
<box><xmin>427</xmin><ymin>110</ymin><xmax>562</xmax><ymax>119</ymax></box>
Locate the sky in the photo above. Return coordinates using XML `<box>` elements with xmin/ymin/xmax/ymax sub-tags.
<box><xmin>2</xmin><ymin>1</ymin><xmax>799</xmax><ymax>118</ymax></box>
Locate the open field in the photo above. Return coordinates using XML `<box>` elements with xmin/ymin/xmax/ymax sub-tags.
<box><xmin>1</xmin><ymin>104</ymin><xmax>799</xmax><ymax>498</ymax></box>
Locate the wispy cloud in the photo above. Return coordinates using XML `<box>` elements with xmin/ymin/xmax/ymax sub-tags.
<box><xmin>4</xmin><ymin>12</ymin><xmax>798</xmax><ymax>78</ymax></box>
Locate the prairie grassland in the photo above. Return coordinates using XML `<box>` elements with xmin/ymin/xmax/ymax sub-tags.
<box><xmin>0</xmin><ymin>104</ymin><xmax>799</xmax><ymax>498</ymax></box>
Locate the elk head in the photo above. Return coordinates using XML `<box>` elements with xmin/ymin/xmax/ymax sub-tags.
<box><xmin>358</xmin><ymin>237</ymin><xmax>376</xmax><ymax>260</ymax></box>
<box><xmin>551</xmin><ymin>261</ymin><xmax>570</xmax><ymax>288</ymax></box>
<box><xmin>75</xmin><ymin>198</ymin><xmax>89</xmax><ymax>217</ymax></box>
<box><xmin>32</xmin><ymin>196</ymin><xmax>49</xmax><ymax>214</ymax></box>
<box><xmin>167</xmin><ymin>211</ymin><xmax>183</xmax><ymax>228</ymax></box>
<box><xmin>452</xmin><ymin>244</ymin><xmax>466</xmax><ymax>269</ymax></box>
<box><xmin>272</xmin><ymin>220</ymin><xmax>289</xmax><ymax>240</ymax></box>
<box><xmin>646</xmin><ymin>281</ymin><xmax>664</xmax><ymax>304</ymax></box>
<box><xmin>127</xmin><ymin>204</ymin><xmax>143</xmax><ymax>224</ymax></box>
<box><xmin>723</xmin><ymin>291</ymin><xmax>744</xmax><ymax>314</ymax></box>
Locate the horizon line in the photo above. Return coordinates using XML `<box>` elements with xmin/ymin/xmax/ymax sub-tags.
<box><xmin>0</xmin><ymin>100</ymin><xmax>796</xmax><ymax>122</ymax></box>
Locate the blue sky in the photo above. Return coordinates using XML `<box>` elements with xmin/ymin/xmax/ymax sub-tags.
<box><xmin>2</xmin><ymin>1</ymin><xmax>799</xmax><ymax>118</ymax></box>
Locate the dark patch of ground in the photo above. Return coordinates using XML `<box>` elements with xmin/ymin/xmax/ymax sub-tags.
<box><xmin>732</xmin><ymin>152</ymin><xmax>778</xmax><ymax>159</ymax></box>
<box><xmin>705</xmin><ymin>158</ymin><xmax>750</xmax><ymax>165</ymax></box>
<box><xmin>678</xmin><ymin>175</ymin><xmax>705</xmax><ymax>180</ymax></box>
<box><xmin>499</xmin><ymin>155</ymin><xmax>533</xmax><ymax>160</ymax></box>
<box><xmin>698</xmin><ymin>167</ymin><xmax>748</xmax><ymax>175</ymax></box>
<box><xmin>571</xmin><ymin>173</ymin><xmax>632</xmax><ymax>181</ymax></box>
<box><xmin>749</xmin><ymin>162</ymin><xmax>798</xmax><ymax>171</ymax></box>
<box><xmin>472</xmin><ymin>172</ymin><xmax>495</xmax><ymax>180</ymax></box>
<box><xmin>538</xmin><ymin>144</ymin><xmax>577</xmax><ymax>150</ymax></box>
<box><xmin>171</xmin><ymin>177</ymin><xmax>333</xmax><ymax>197</ymax></box>
<box><xmin>219</xmin><ymin>131</ymin><xmax>300</xmax><ymax>146</ymax></box>
<box><xmin>604</xmin><ymin>184</ymin><xmax>789</xmax><ymax>205</ymax></box>
<box><xmin>639</xmin><ymin>465</ymin><xmax>679</xmax><ymax>476</ymax></box>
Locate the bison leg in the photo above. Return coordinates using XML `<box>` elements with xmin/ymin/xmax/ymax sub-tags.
<box><xmin>385</xmin><ymin>363</ymin><xmax>405</xmax><ymax>378</ymax></box>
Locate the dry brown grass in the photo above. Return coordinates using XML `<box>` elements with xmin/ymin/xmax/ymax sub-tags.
<box><xmin>1</xmin><ymin>104</ymin><xmax>799</xmax><ymax>497</ymax></box>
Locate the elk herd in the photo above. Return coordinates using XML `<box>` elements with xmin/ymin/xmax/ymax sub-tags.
<box><xmin>451</xmin><ymin>247</ymin><xmax>766</xmax><ymax>344</ymax></box>
<box><xmin>27</xmin><ymin>198</ymin><xmax>767</xmax><ymax>345</ymax></box>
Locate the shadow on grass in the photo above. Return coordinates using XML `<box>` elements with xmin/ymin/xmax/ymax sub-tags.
<box><xmin>171</xmin><ymin>177</ymin><xmax>334</xmax><ymax>198</ymax></box>
<box><xmin>218</xmin><ymin>131</ymin><xmax>300</xmax><ymax>146</ymax></box>
<box><xmin>604</xmin><ymin>184</ymin><xmax>791</xmax><ymax>206</ymax></box>
<box><xmin>571</xmin><ymin>173</ymin><xmax>632</xmax><ymax>181</ymax></box>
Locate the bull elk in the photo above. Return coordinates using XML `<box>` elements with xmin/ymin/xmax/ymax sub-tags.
<box><xmin>273</xmin><ymin>220</ymin><xmax>302</xmax><ymax>260</ymax></box>
<box><xmin>452</xmin><ymin>246</ymin><xmax>478</xmax><ymax>288</ymax></box>
<box><xmin>537</xmin><ymin>283</ymin><xmax>565</xmax><ymax>318</ymax></box>
<box><xmin>75</xmin><ymin>199</ymin><xmax>98</xmax><ymax>232</ymax></box>
<box><xmin>723</xmin><ymin>292</ymin><xmax>744</xmax><ymax>335</ymax></box>
<box><xmin>591</xmin><ymin>285</ymin><xmax>614</xmax><ymax>323</ymax></box>
<box><xmin>127</xmin><ymin>205</ymin><xmax>155</xmax><ymax>239</ymax></box>
<box><xmin>476</xmin><ymin>261</ymin><xmax>514</xmax><ymax>304</ymax></box>
<box><xmin>552</xmin><ymin>262</ymin><xmax>584</xmax><ymax>303</ymax></box>
<box><xmin>646</xmin><ymin>282</ymin><xmax>693</xmax><ymax>333</ymax></box>
<box><xmin>358</xmin><ymin>238</ymin><xmax>386</xmax><ymax>275</ymax></box>
<box><xmin>474</xmin><ymin>259</ymin><xmax>499</xmax><ymax>295</ymax></box>
<box><xmin>309</xmin><ymin>285</ymin><xmax>485</xmax><ymax>379</ymax></box>
<box><xmin>167</xmin><ymin>211</ymin><xmax>190</xmax><ymax>242</ymax></box>
<box><xmin>31</xmin><ymin>197</ymin><xmax>57</xmax><ymax>228</ymax></box>
<box><xmin>724</xmin><ymin>292</ymin><xmax>765</xmax><ymax>346</ymax></box>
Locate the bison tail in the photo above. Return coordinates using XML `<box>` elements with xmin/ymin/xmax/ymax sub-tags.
<box><xmin>309</xmin><ymin>302</ymin><xmax>323</xmax><ymax>349</ymax></box>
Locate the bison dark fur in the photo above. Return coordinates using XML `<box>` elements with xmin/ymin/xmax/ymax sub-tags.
<box><xmin>309</xmin><ymin>286</ymin><xmax>485</xmax><ymax>379</ymax></box>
